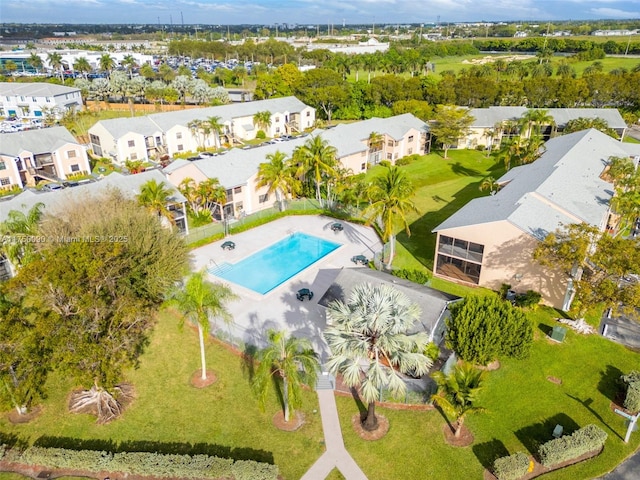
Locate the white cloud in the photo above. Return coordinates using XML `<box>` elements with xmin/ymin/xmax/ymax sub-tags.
<box><xmin>590</xmin><ymin>7</ymin><xmax>640</xmax><ymax>17</ymax></box>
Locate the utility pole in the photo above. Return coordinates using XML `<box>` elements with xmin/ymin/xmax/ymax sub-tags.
<box><xmin>625</xmin><ymin>34</ymin><xmax>632</xmax><ymax>56</ymax></box>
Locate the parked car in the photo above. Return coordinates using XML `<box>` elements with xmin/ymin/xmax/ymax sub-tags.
<box><xmin>41</xmin><ymin>183</ymin><xmax>64</xmax><ymax>192</ymax></box>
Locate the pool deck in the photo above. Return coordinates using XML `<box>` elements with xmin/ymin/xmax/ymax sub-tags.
<box><xmin>190</xmin><ymin>215</ymin><xmax>383</xmax><ymax>362</ymax></box>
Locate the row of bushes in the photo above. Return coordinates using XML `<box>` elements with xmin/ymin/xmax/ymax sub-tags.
<box><xmin>0</xmin><ymin>445</ymin><xmax>278</xmax><ymax>480</ymax></box>
<box><xmin>492</xmin><ymin>424</ymin><xmax>607</xmax><ymax>479</ymax></box>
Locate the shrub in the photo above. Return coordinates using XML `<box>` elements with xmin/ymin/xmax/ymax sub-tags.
<box><xmin>493</xmin><ymin>452</ymin><xmax>530</xmax><ymax>480</ymax></box>
<box><xmin>395</xmin><ymin>154</ymin><xmax>421</xmax><ymax>166</ymax></box>
<box><xmin>446</xmin><ymin>295</ymin><xmax>533</xmax><ymax>365</ymax></box>
<box><xmin>538</xmin><ymin>424</ymin><xmax>607</xmax><ymax>468</ymax></box>
<box><xmin>514</xmin><ymin>290</ymin><xmax>542</xmax><ymax>309</ymax></box>
<box><xmin>256</xmin><ymin>130</ymin><xmax>266</xmax><ymax>139</ymax></box>
<box><xmin>392</xmin><ymin>268</ymin><xmax>431</xmax><ymax>284</ymax></box>
<box><xmin>424</xmin><ymin>342</ymin><xmax>440</xmax><ymax>362</ymax></box>
<box><xmin>621</xmin><ymin>371</ymin><xmax>640</xmax><ymax>413</ymax></box>
<box><xmin>379</xmin><ymin>160</ymin><xmax>392</xmax><ymax>168</ymax></box>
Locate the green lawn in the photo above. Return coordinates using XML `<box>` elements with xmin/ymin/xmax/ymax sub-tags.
<box><xmin>0</xmin><ymin>310</ymin><xmax>324</xmax><ymax>480</ymax></box>
<box><xmin>337</xmin><ymin>306</ymin><xmax>640</xmax><ymax>479</ymax></box>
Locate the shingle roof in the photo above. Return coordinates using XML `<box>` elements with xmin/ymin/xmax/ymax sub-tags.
<box><xmin>0</xmin><ymin>170</ymin><xmax>185</xmax><ymax>222</ymax></box>
<box><xmin>433</xmin><ymin>129</ymin><xmax>628</xmax><ymax>240</ymax></box>
<box><xmin>0</xmin><ymin>82</ymin><xmax>80</xmax><ymax>97</ymax></box>
<box><xmin>317</xmin><ymin>267</ymin><xmax>460</xmax><ymax>336</ymax></box>
<box><xmin>0</xmin><ymin>126</ymin><xmax>79</xmax><ymax>156</ymax></box>
<box><xmin>469</xmin><ymin>106</ymin><xmax>627</xmax><ymax>130</ymax></box>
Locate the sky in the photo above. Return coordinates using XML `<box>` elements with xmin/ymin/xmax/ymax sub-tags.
<box><xmin>1</xmin><ymin>0</ymin><xmax>640</xmax><ymax>26</ymax></box>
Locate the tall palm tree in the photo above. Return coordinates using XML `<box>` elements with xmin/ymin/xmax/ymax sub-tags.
<box><xmin>137</xmin><ymin>179</ymin><xmax>175</xmax><ymax>225</ymax></box>
<box><xmin>0</xmin><ymin>203</ymin><xmax>44</xmax><ymax>269</ymax></box>
<box><xmin>253</xmin><ymin>330</ymin><xmax>319</xmax><ymax>423</ymax></box>
<box><xmin>188</xmin><ymin>119</ymin><xmax>205</xmax><ymax>149</ymax></box>
<box><xmin>206</xmin><ymin>116</ymin><xmax>224</xmax><ymax>148</ymax></box>
<box><xmin>72</xmin><ymin>56</ymin><xmax>92</xmax><ymax>79</ymax></box>
<box><xmin>99</xmin><ymin>53</ymin><xmax>116</xmax><ymax>78</ymax></box>
<box><xmin>169</xmin><ymin>271</ymin><xmax>238</xmax><ymax>381</ymax></box>
<box><xmin>121</xmin><ymin>54</ymin><xmax>137</xmax><ymax>79</ymax></box>
<box><xmin>292</xmin><ymin>135</ymin><xmax>337</xmax><ymax>207</ymax></box>
<box><xmin>256</xmin><ymin>150</ymin><xmax>300</xmax><ymax>211</ymax></box>
<box><xmin>27</xmin><ymin>52</ymin><xmax>43</xmax><ymax>74</ymax></box>
<box><xmin>519</xmin><ymin>109</ymin><xmax>555</xmax><ymax>138</ymax></box>
<box><xmin>431</xmin><ymin>363</ymin><xmax>486</xmax><ymax>438</ymax></box>
<box><xmin>363</xmin><ymin>165</ymin><xmax>417</xmax><ymax>269</ymax></box>
<box><xmin>367</xmin><ymin>131</ymin><xmax>384</xmax><ymax>167</ymax></box>
<box><xmin>324</xmin><ymin>283</ymin><xmax>432</xmax><ymax>431</ymax></box>
<box><xmin>253</xmin><ymin>110</ymin><xmax>272</xmax><ymax>135</ymax></box>
<box><xmin>196</xmin><ymin>177</ymin><xmax>227</xmax><ymax>221</ymax></box>
<box><xmin>46</xmin><ymin>52</ymin><xmax>64</xmax><ymax>80</ymax></box>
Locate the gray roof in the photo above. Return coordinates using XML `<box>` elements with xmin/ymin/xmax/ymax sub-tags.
<box><xmin>0</xmin><ymin>170</ymin><xmax>185</xmax><ymax>223</ymax></box>
<box><xmin>469</xmin><ymin>106</ymin><xmax>627</xmax><ymax>130</ymax></box>
<box><xmin>317</xmin><ymin>267</ymin><xmax>460</xmax><ymax>336</ymax></box>
<box><xmin>0</xmin><ymin>126</ymin><xmax>80</xmax><ymax>156</ymax></box>
<box><xmin>94</xmin><ymin>96</ymin><xmax>310</xmax><ymax>139</ymax></box>
<box><xmin>0</xmin><ymin>82</ymin><xmax>80</xmax><ymax>97</ymax></box>
<box><xmin>433</xmin><ymin>129</ymin><xmax>627</xmax><ymax>240</ymax></box>
<box><xmin>164</xmin><ymin>113</ymin><xmax>429</xmax><ymax>187</ymax></box>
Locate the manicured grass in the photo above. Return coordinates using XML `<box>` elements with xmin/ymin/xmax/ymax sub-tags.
<box><xmin>337</xmin><ymin>306</ymin><xmax>640</xmax><ymax>479</ymax></box>
<box><xmin>623</xmin><ymin>135</ymin><xmax>640</xmax><ymax>144</ymax></box>
<box><xmin>0</xmin><ymin>310</ymin><xmax>324</xmax><ymax>480</ymax></box>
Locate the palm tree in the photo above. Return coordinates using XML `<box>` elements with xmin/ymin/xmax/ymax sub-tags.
<box><xmin>431</xmin><ymin>363</ymin><xmax>486</xmax><ymax>438</ymax></box>
<box><xmin>47</xmin><ymin>52</ymin><xmax>64</xmax><ymax>80</ymax></box>
<box><xmin>367</xmin><ymin>131</ymin><xmax>384</xmax><ymax>167</ymax></box>
<box><xmin>253</xmin><ymin>110</ymin><xmax>272</xmax><ymax>136</ymax></box>
<box><xmin>206</xmin><ymin>116</ymin><xmax>224</xmax><ymax>149</ymax></box>
<box><xmin>479</xmin><ymin>176</ymin><xmax>499</xmax><ymax>195</ymax></box>
<box><xmin>256</xmin><ymin>151</ymin><xmax>300</xmax><ymax>211</ymax></box>
<box><xmin>169</xmin><ymin>271</ymin><xmax>238</xmax><ymax>381</ymax></box>
<box><xmin>293</xmin><ymin>135</ymin><xmax>337</xmax><ymax>207</ymax></box>
<box><xmin>253</xmin><ymin>330</ymin><xmax>319</xmax><ymax>423</ymax></box>
<box><xmin>519</xmin><ymin>109</ymin><xmax>554</xmax><ymax>138</ymax></box>
<box><xmin>27</xmin><ymin>52</ymin><xmax>43</xmax><ymax>74</ymax></box>
<box><xmin>0</xmin><ymin>203</ymin><xmax>44</xmax><ymax>269</ymax></box>
<box><xmin>188</xmin><ymin>119</ymin><xmax>205</xmax><ymax>149</ymax></box>
<box><xmin>363</xmin><ymin>165</ymin><xmax>417</xmax><ymax>269</ymax></box>
<box><xmin>73</xmin><ymin>57</ymin><xmax>92</xmax><ymax>79</ymax></box>
<box><xmin>99</xmin><ymin>53</ymin><xmax>116</xmax><ymax>78</ymax></box>
<box><xmin>121</xmin><ymin>54</ymin><xmax>137</xmax><ymax>79</ymax></box>
<box><xmin>137</xmin><ymin>179</ymin><xmax>175</xmax><ymax>225</ymax></box>
<box><xmin>196</xmin><ymin>178</ymin><xmax>227</xmax><ymax>221</ymax></box>
<box><xmin>324</xmin><ymin>283</ymin><xmax>432</xmax><ymax>431</ymax></box>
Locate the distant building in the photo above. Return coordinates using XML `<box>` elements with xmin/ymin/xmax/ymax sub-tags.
<box><xmin>0</xmin><ymin>82</ymin><xmax>83</xmax><ymax>119</ymax></box>
<box><xmin>592</xmin><ymin>29</ymin><xmax>638</xmax><ymax>36</ymax></box>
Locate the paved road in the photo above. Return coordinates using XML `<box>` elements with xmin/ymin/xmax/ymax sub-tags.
<box><xmin>599</xmin><ymin>445</ymin><xmax>640</xmax><ymax>480</ymax></box>
<box><xmin>300</xmin><ymin>390</ymin><xmax>368</xmax><ymax>480</ymax></box>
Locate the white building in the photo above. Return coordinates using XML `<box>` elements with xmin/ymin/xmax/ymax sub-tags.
<box><xmin>0</xmin><ymin>82</ymin><xmax>83</xmax><ymax>120</ymax></box>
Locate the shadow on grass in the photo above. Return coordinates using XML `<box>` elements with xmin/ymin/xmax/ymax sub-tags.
<box><xmin>33</xmin><ymin>436</ymin><xmax>275</xmax><ymax>464</ymax></box>
<box><xmin>565</xmin><ymin>393</ymin><xmax>623</xmax><ymax>441</ymax></box>
<box><xmin>538</xmin><ymin>323</ymin><xmax>552</xmax><ymax>336</ymax></box>
<box><xmin>515</xmin><ymin>413</ymin><xmax>580</xmax><ymax>457</ymax></box>
<box><xmin>0</xmin><ymin>432</ymin><xmax>28</xmax><ymax>450</ymax></box>
<box><xmin>451</xmin><ymin>162</ymin><xmax>482</xmax><ymax>176</ymax></box>
<box><xmin>349</xmin><ymin>387</ymin><xmax>367</xmax><ymax>416</ymax></box>
<box><xmin>472</xmin><ymin>439</ymin><xmax>510</xmax><ymax>470</ymax></box>
<box><xmin>597</xmin><ymin>365</ymin><xmax>623</xmax><ymax>403</ymax></box>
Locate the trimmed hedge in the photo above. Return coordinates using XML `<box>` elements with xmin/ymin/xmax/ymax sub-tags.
<box><xmin>621</xmin><ymin>371</ymin><xmax>640</xmax><ymax>413</ymax></box>
<box><xmin>493</xmin><ymin>452</ymin><xmax>530</xmax><ymax>480</ymax></box>
<box><xmin>391</xmin><ymin>268</ymin><xmax>431</xmax><ymax>285</ymax></box>
<box><xmin>538</xmin><ymin>424</ymin><xmax>607</xmax><ymax>468</ymax></box>
<box><xmin>1</xmin><ymin>444</ymin><xmax>278</xmax><ymax>480</ymax></box>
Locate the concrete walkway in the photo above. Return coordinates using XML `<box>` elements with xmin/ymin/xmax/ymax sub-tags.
<box><xmin>300</xmin><ymin>390</ymin><xmax>368</xmax><ymax>480</ymax></box>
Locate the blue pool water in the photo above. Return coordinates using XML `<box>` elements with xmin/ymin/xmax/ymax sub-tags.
<box><xmin>210</xmin><ymin>233</ymin><xmax>341</xmax><ymax>294</ymax></box>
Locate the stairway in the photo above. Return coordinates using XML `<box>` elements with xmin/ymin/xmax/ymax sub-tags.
<box><xmin>207</xmin><ymin>262</ymin><xmax>233</xmax><ymax>277</ymax></box>
<box><xmin>315</xmin><ymin>372</ymin><xmax>335</xmax><ymax>391</ymax></box>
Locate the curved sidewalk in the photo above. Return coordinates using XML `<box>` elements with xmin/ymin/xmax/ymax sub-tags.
<box><xmin>301</xmin><ymin>390</ymin><xmax>368</xmax><ymax>480</ymax></box>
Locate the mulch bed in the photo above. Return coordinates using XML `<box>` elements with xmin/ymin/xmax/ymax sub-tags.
<box><xmin>272</xmin><ymin>411</ymin><xmax>305</xmax><ymax>431</ymax></box>
<box><xmin>190</xmin><ymin>369</ymin><xmax>217</xmax><ymax>388</ymax></box>
<box><xmin>442</xmin><ymin>423</ymin><xmax>474</xmax><ymax>447</ymax></box>
<box><xmin>482</xmin><ymin>448</ymin><xmax>603</xmax><ymax>480</ymax></box>
<box><xmin>7</xmin><ymin>406</ymin><xmax>43</xmax><ymax>424</ymax></box>
<box><xmin>477</xmin><ymin>360</ymin><xmax>501</xmax><ymax>371</ymax></box>
<box><xmin>351</xmin><ymin>414</ymin><xmax>389</xmax><ymax>441</ymax></box>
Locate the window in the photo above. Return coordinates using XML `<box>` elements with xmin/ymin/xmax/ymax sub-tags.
<box><xmin>408</xmin><ymin>148</ymin><xmax>413</xmax><ymax>155</ymax></box>
<box><xmin>32</xmin><ymin>97</ymin><xmax>36</xmax><ymax>102</ymax></box>
<box><xmin>276</xmin><ymin>127</ymin><xmax>280</xmax><ymax>133</ymax></box>
<box><xmin>0</xmin><ymin>178</ymin><xmax>10</xmax><ymax>186</ymax></box>
<box><xmin>90</xmin><ymin>134</ymin><xmax>101</xmax><ymax>146</ymax></box>
<box><xmin>275</xmin><ymin>117</ymin><xmax>280</xmax><ymax>123</ymax></box>
<box><xmin>0</xmin><ymin>161</ymin><xmax>5</xmax><ymax>171</ymax></box>
<box><xmin>234</xmin><ymin>186</ymin><xmax>242</xmax><ymax>194</ymax></box>
<box><xmin>128</xmin><ymin>140</ymin><xmax>135</xmax><ymax>147</ymax></box>
<box><xmin>387</xmin><ymin>140</ymin><xmax>394</xmax><ymax>147</ymax></box>
<box><xmin>306</xmin><ymin>111</ymin><xmax>310</xmax><ymax>117</ymax></box>
<box><xmin>387</xmin><ymin>153</ymin><xmax>392</xmax><ymax>160</ymax></box>
<box><xmin>361</xmin><ymin>163</ymin><xmax>366</xmax><ymax>171</ymax></box>
<box><xmin>435</xmin><ymin>235</ymin><xmax>485</xmax><ymax>285</ymax></box>
<box><xmin>130</xmin><ymin>153</ymin><xmax>138</xmax><ymax>160</ymax></box>
<box><xmin>408</xmin><ymin>135</ymin><xmax>414</xmax><ymax>142</ymax></box>
<box><xmin>176</xmin><ymin>132</ymin><xmax>182</xmax><ymax>139</ymax></box>
<box><xmin>67</xmin><ymin>150</ymin><xmax>77</xmax><ymax>158</ymax></box>
<box><xmin>71</xmin><ymin>164</ymin><xmax>80</xmax><ymax>172</ymax></box>
<box><xmin>46</xmin><ymin>97</ymin><xmax>51</xmax><ymax>103</ymax></box>
<box><xmin>177</xmin><ymin>144</ymin><xmax>183</xmax><ymax>151</ymax></box>
<box><xmin>394</xmin><ymin>153</ymin><xmax>398</xmax><ymax>159</ymax></box>
<box><xmin>259</xmin><ymin>193</ymin><xmax>269</xmax><ymax>203</ymax></box>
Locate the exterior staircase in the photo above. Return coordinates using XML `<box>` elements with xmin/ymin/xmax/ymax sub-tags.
<box><xmin>315</xmin><ymin>372</ymin><xmax>335</xmax><ymax>391</ymax></box>
<box><xmin>207</xmin><ymin>262</ymin><xmax>233</xmax><ymax>277</ymax></box>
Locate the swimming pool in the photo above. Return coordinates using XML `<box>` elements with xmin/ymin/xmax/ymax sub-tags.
<box><xmin>209</xmin><ymin>232</ymin><xmax>341</xmax><ymax>294</ymax></box>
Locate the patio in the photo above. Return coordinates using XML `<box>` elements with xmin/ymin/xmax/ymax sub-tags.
<box><xmin>190</xmin><ymin>215</ymin><xmax>383</xmax><ymax>362</ymax></box>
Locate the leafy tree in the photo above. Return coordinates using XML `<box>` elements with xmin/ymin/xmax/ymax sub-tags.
<box><xmin>430</xmin><ymin>105</ymin><xmax>474</xmax><ymax>159</ymax></box>
<box><xmin>500</xmin><ymin>134</ymin><xmax>545</xmax><ymax>170</ymax></box>
<box><xmin>3</xmin><ymin>60</ymin><xmax>17</xmax><ymax>76</ymax></box>
<box><xmin>253</xmin><ymin>330</ymin><xmax>319</xmax><ymax>423</ymax></box>
<box><xmin>534</xmin><ymin>223</ymin><xmax>640</xmax><ymax>318</ymax></box>
<box><xmin>479</xmin><ymin>176</ymin><xmax>499</xmax><ymax>195</ymax></box>
<box><xmin>519</xmin><ymin>109</ymin><xmax>555</xmax><ymax>138</ymax></box>
<box><xmin>168</xmin><ymin>271</ymin><xmax>238</xmax><ymax>381</ymax></box>
<box><xmin>446</xmin><ymin>295</ymin><xmax>533</xmax><ymax>365</ymax></box>
<box><xmin>431</xmin><ymin>363</ymin><xmax>486</xmax><ymax>438</ymax></box>
<box><xmin>206</xmin><ymin>115</ymin><xmax>224</xmax><ymax>148</ymax></box>
<box><xmin>293</xmin><ymin>135</ymin><xmax>337</xmax><ymax>207</ymax></box>
<box><xmin>10</xmin><ymin>190</ymin><xmax>189</xmax><ymax>422</ymax></box>
<box><xmin>363</xmin><ymin>165</ymin><xmax>417</xmax><ymax>269</ymax></box>
<box><xmin>137</xmin><ymin>179</ymin><xmax>176</xmax><ymax>225</ymax></box>
<box><xmin>0</xmin><ymin>203</ymin><xmax>45</xmax><ymax>270</ymax></box>
<box><xmin>256</xmin><ymin>150</ymin><xmax>300</xmax><ymax>211</ymax></box>
<box><xmin>99</xmin><ymin>53</ymin><xmax>116</xmax><ymax>78</ymax></box>
<box><xmin>253</xmin><ymin>110</ymin><xmax>272</xmax><ymax>135</ymax></box>
<box><xmin>294</xmin><ymin>68</ymin><xmax>350</xmax><ymax>123</ymax></box>
<box><xmin>324</xmin><ymin>283</ymin><xmax>431</xmax><ymax>431</ymax></box>
<box><xmin>172</xmin><ymin>75</ymin><xmax>192</xmax><ymax>104</ymax></box>
<box><xmin>121</xmin><ymin>54</ymin><xmax>137</xmax><ymax>79</ymax></box>
<box><xmin>563</xmin><ymin>117</ymin><xmax>618</xmax><ymax>138</ymax></box>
